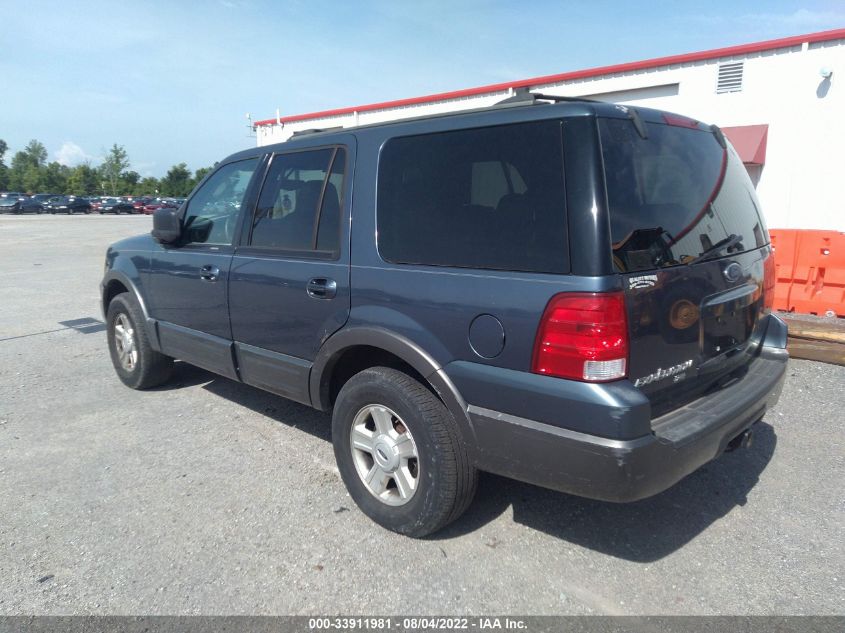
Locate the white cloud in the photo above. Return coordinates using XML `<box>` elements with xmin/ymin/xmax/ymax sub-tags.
<box><xmin>54</xmin><ymin>141</ymin><xmax>94</xmax><ymax>167</ymax></box>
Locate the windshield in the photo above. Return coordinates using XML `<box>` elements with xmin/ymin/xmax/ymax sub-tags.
<box><xmin>600</xmin><ymin>118</ymin><xmax>767</xmax><ymax>273</ymax></box>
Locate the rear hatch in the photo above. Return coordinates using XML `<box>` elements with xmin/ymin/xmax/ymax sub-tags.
<box><xmin>599</xmin><ymin>112</ymin><xmax>774</xmax><ymax>417</ymax></box>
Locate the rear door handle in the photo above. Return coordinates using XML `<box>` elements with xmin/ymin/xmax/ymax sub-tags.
<box><xmin>307</xmin><ymin>277</ymin><xmax>337</xmax><ymax>299</ymax></box>
<box><xmin>200</xmin><ymin>265</ymin><xmax>220</xmax><ymax>282</ymax></box>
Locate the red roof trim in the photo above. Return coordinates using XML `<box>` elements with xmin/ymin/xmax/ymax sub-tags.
<box><xmin>254</xmin><ymin>28</ymin><xmax>845</xmax><ymax>127</ymax></box>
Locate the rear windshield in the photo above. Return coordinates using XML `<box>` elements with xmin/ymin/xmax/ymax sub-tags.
<box><xmin>377</xmin><ymin>120</ymin><xmax>569</xmax><ymax>274</ymax></box>
<box><xmin>599</xmin><ymin>117</ymin><xmax>767</xmax><ymax>273</ymax></box>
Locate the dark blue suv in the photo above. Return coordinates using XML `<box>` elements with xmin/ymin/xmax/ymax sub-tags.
<box><xmin>102</xmin><ymin>97</ymin><xmax>788</xmax><ymax>536</ymax></box>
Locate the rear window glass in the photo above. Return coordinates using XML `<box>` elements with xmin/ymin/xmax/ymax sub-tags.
<box><xmin>600</xmin><ymin>118</ymin><xmax>767</xmax><ymax>273</ymax></box>
<box><xmin>377</xmin><ymin>120</ymin><xmax>569</xmax><ymax>273</ymax></box>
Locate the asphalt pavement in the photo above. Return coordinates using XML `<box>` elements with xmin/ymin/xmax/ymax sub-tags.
<box><xmin>0</xmin><ymin>215</ymin><xmax>842</xmax><ymax>615</ymax></box>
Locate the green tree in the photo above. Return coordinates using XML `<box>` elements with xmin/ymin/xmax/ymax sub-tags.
<box><xmin>42</xmin><ymin>162</ymin><xmax>70</xmax><ymax>194</ymax></box>
<box><xmin>22</xmin><ymin>164</ymin><xmax>42</xmax><ymax>193</ymax></box>
<box><xmin>8</xmin><ymin>139</ymin><xmax>49</xmax><ymax>192</ymax></box>
<box><xmin>193</xmin><ymin>166</ymin><xmax>213</xmax><ymax>184</ymax></box>
<box><xmin>159</xmin><ymin>162</ymin><xmax>192</xmax><ymax>197</ymax></box>
<box><xmin>135</xmin><ymin>176</ymin><xmax>160</xmax><ymax>197</ymax></box>
<box><xmin>9</xmin><ymin>152</ymin><xmax>35</xmax><ymax>191</ymax></box>
<box><xmin>0</xmin><ymin>139</ymin><xmax>8</xmax><ymax>190</ymax></box>
<box><xmin>23</xmin><ymin>139</ymin><xmax>48</xmax><ymax>168</ymax></box>
<box><xmin>67</xmin><ymin>163</ymin><xmax>100</xmax><ymax>196</ymax></box>
<box><xmin>121</xmin><ymin>170</ymin><xmax>140</xmax><ymax>195</ymax></box>
<box><xmin>99</xmin><ymin>144</ymin><xmax>130</xmax><ymax>195</ymax></box>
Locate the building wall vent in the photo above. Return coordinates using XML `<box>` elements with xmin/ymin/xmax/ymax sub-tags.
<box><xmin>716</xmin><ymin>61</ymin><xmax>744</xmax><ymax>93</ymax></box>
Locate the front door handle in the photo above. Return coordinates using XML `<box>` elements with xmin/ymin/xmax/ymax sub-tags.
<box><xmin>307</xmin><ymin>277</ymin><xmax>337</xmax><ymax>299</ymax></box>
<box><xmin>200</xmin><ymin>265</ymin><xmax>220</xmax><ymax>282</ymax></box>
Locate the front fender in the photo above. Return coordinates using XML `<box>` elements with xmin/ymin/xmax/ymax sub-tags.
<box><xmin>101</xmin><ymin>254</ymin><xmax>159</xmax><ymax>351</ymax></box>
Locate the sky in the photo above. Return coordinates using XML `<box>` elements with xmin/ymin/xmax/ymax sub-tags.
<box><xmin>1</xmin><ymin>0</ymin><xmax>843</xmax><ymax>178</ymax></box>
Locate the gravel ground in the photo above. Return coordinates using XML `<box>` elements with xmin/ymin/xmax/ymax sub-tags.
<box><xmin>0</xmin><ymin>215</ymin><xmax>843</xmax><ymax>615</ymax></box>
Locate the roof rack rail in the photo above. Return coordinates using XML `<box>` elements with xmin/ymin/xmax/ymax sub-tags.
<box><xmin>495</xmin><ymin>88</ymin><xmax>603</xmax><ymax>106</ymax></box>
<box><xmin>291</xmin><ymin>126</ymin><xmax>344</xmax><ymax>137</ymax></box>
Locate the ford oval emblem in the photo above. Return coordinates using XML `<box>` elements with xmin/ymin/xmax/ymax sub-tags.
<box><xmin>723</xmin><ymin>262</ymin><xmax>742</xmax><ymax>282</ymax></box>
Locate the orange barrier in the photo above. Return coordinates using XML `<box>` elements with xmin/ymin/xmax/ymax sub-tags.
<box><xmin>769</xmin><ymin>229</ymin><xmax>845</xmax><ymax>318</ymax></box>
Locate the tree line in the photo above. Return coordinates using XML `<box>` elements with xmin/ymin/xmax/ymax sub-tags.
<box><xmin>0</xmin><ymin>139</ymin><xmax>213</xmax><ymax>198</ymax></box>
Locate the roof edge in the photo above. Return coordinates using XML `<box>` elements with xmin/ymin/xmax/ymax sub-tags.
<box><xmin>254</xmin><ymin>27</ymin><xmax>845</xmax><ymax>127</ymax></box>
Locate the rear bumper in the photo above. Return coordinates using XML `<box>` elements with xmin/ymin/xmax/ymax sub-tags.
<box><xmin>452</xmin><ymin>317</ymin><xmax>789</xmax><ymax>502</ymax></box>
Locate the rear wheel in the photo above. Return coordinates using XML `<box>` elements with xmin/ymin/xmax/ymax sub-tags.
<box><xmin>332</xmin><ymin>367</ymin><xmax>477</xmax><ymax>537</ymax></box>
<box><xmin>107</xmin><ymin>293</ymin><xmax>173</xmax><ymax>389</ymax></box>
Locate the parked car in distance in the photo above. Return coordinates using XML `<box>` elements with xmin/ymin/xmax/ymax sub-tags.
<box><xmin>0</xmin><ymin>196</ymin><xmax>22</xmax><ymax>213</ymax></box>
<box><xmin>100</xmin><ymin>198</ymin><xmax>136</xmax><ymax>214</ymax></box>
<box><xmin>142</xmin><ymin>198</ymin><xmax>180</xmax><ymax>215</ymax></box>
<box><xmin>131</xmin><ymin>197</ymin><xmax>154</xmax><ymax>213</ymax></box>
<box><xmin>0</xmin><ymin>191</ymin><xmax>24</xmax><ymax>200</ymax></box>
<box><xmin>45</xmin><ymin>195</ymin><xmax>92</xmax><ymax>214</ymax></box>
<box><xmin>18</xmin><ymin>193</ymin><xmax>59</xmax><ymax>214</ymax></box>
<box><xmin>88</xmin><ymin>196</ymin><xmax>103</xmax><ymax>212</ymax></box>
<box><xmin>102</xmin><ymin>96</ymin><xmax>788</xmax><ymax>537</ymax></box>
<box><xmin>17</xmin><ymin>198</ymin><xmax>43</xmax><ymax>214</ymax></box>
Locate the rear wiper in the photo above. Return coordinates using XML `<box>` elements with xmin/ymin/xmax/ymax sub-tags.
<box><xmin>689</xmin><ymin>233</ymin><xmax>744</xmax><ymax>264</ymax></box>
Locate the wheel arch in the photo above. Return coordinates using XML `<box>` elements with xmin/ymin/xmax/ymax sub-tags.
<box><xmin>310</xmin><ymin>327</ymin><xmax>477</xmax><ymax>448</ymax></box>
<box><xmin>101</xmin><ymin>270</ymin><xmax>160</xmax><ymax>351</ymax></box>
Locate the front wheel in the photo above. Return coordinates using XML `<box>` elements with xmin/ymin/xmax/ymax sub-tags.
<box><xmin>332</xmin><ymin>367</ymin><xmax>477</xmax><ymax>537</ymax></box>
<box><xmin>107</xmin><ymin>293</ymin><xmax>173</xmax><ymax>389</ymax></box>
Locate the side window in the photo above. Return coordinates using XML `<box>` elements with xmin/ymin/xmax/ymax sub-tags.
<box><xmin>470</xmin><ymin>161</ymin><xmax>528</xmax><ymax>208</ymax></box>
<box><xmin>377</xmin><ymin>121</ymin><xmax>568</xmax><ymax>273</ymax></box>
<box><xmin>250</xmin><ymin>147</ymin><xmax>346</xmax><ymax>255</ymax></box>
<box><xmin>182</xmin><ymin>158</ymin><xmax>259</xmax><ymax>245</ymax></box>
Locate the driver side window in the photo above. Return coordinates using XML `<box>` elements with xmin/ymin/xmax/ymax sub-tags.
<box><xmin>182</xmin><ymin>158</ymin><xmax>259</xmax><ymax>245</ymax></box>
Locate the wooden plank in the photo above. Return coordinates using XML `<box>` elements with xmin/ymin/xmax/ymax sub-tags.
<box><xmin>780</xmin><ymin>314</ymin><xmax>845</xmax><ymax>344</ymax></box>
<box><xmin>790</xmin><ymin>329</ymin><xmax>845</xmax><ymax>344</ymax></box>
<box><xmin>787</xmin><ymin>337</ymin><xmax>845</xmax><ymax>366</ymax></box>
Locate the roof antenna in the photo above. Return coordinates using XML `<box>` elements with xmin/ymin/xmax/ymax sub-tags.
<box><xmin>245</xmin><ymin>113</ymin><xmax>255</xmax><ymax>138</ymax></box>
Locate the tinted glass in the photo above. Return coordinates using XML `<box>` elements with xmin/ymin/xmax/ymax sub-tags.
<box><xmin>250</xmin><ymin>148</ymin><xmax>344</xmax><ymax>254</ymax></box>
<box><xmin>317</xmin><ymin>150</ymin><xmax>346</xmax><ymax>253</ymax></box>
<box><xmin>182</xmin><ymin>158</ymin><xmax>258</xmax><ymax>245</ymax></box>
<box><xmin>377</xmin><ymin>121</ymin><xmax>569</xmax><ymax>273</ymax></box>
<box><xmin>600</xmin><ymin>118</ymin><xmax>767</xmax><ymax>273</ymax></box>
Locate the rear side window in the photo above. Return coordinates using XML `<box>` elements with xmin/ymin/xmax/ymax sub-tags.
<box><xmin>377</xmin><ymin>121</ymin><xmax>568</xmax><ymax>273</ymax></box>
<box><xmin>250</xmin><ymin>147</ymin><xmax>345</xmax><ymax>255</ymax></box>
<box><xmin>600</xmin><ymin>118</ymin><xmax>767</xmax><ymax>272</ymax></box>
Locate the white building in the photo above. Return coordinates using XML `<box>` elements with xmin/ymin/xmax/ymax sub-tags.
<box><xmin>254</xmin><ymin>28</ymin><xmax>845</xmax><ymax>232</ymax></box>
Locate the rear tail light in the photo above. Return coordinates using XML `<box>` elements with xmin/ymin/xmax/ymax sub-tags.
<box><xmin>763</xmin><ymin>254</ymin><xmax>776</xmax><ymax>312</ymax></box>
<box><xmin>532</xmin><ymin>292</ymin><xmax>629</xmax><ymax>382</ymax></box>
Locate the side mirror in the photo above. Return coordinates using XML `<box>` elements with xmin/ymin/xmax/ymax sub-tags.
<box><xmin>151</xmin><ymin>207</ymin><xmax>182</xmax><ymax>244</ymax></box>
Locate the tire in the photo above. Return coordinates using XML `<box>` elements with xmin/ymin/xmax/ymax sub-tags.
<box><xmin>106</xmin><ymin>292</ymin><xmax>173</xmax><ymax>389</ymax></box>
<box><xmin>332</xmin><ymin>367</ymin><xmax>477</xmax><ymax>537</ymax></box>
